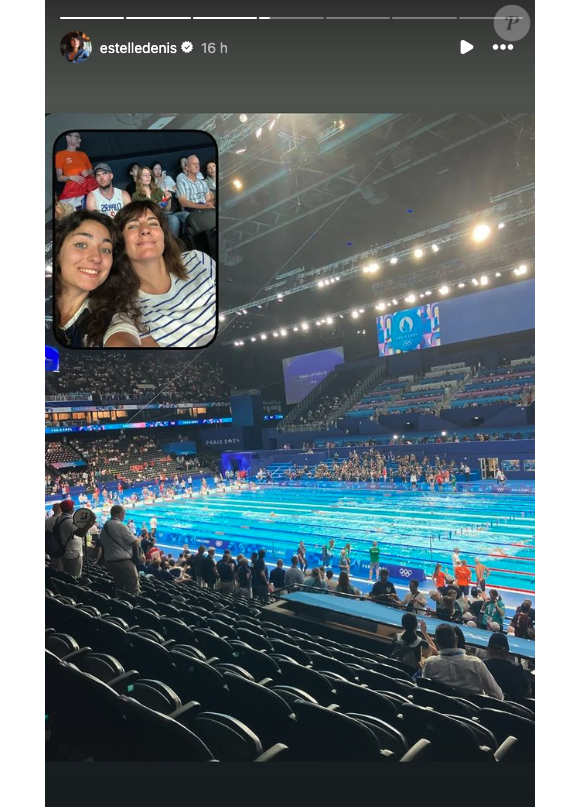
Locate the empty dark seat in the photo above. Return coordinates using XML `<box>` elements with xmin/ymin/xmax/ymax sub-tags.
<box><xmin>237</xmin><ymin>628</ymin><xmax>273</xmax><ymax>652</ymax></box>
<box><xmin>398</xmin><ymin>703</ymin><xmax>494</xmax><ymax>762</ymax></box>
<box><xmin>169</xmin><ymin>650</ymin><xmax>227</xmax><ymax>706</ymax></box>
<box><xmin>112</xmin><ymin>697</ymin><xmax>214</xmax><ymax>761</ymax></box>
<box><xmin>411</xmin><ymin>687</ymin><xmax>480</xmax><ymax>718</ymax></box>
<box><xmin>193</xmin><ymin>629</ymin><xmax>234</xmax><ymax>662</ymax></box>
<box><xmin>133</xmin><ymin>607</ymin><xmax>163</xmax><ymax>631</ymax></box>
<box><xmin>45</xmin><ymin>633</ymin><xmax>80</xmax><ymax>659</ymax></box>
<box><xmin>160</xmin><ymin>618</ymin><xmax>196</xmax><ymax>645</ymax></box>
<box><xmin>206</xmin><ymin>618</ymin><xmax>238</xmax><ymax>640</ymax></box>
<box><xmin>307</xmin><ymin>652</ymin><xmax>358</xmax><ymax>682</ymax></box>
<box><xmin>222</xmin><ymin>672</ymin><xmax>294</xmax><ymax>748</ymax></box>
<box><xmin>269</xmin><ymin>639</ymin><xmax>312</xmax><ymax>666</ymax></box>
<box><xmin>478</xmin><ymin>708</ymin><xmax>535</xmax><ymax>756</ymax></box>
<box><xmin>229</xmin><ymin>642</ymin><xmax>282</xmax><ymax>682</ymax></box>
<box><xmin>290</xmin><ymin>700</ymin><xmax>395</xmax><ymax>762</ymax></box>
<box><xmin>332</xmin><ymin>680</ymin><xmax>400</xmax><ymax>724</ymax></box>
<box><xmin>213</xmin><ymin>663</ymin><xmax>255</xmax><ymax>682</ymax></box>
<box><xmin>276</xmin><ymin>660</ymin><xmax>336</xmax><ymax>706</ymax></box>
<box><xmin>451</xmin><ymin>715</ymin><xmax>498</xmax><ymax>751</ymax></box>
<box><xmin>156</xmin><ymin>602</ymin><xmax>182</xmax><ymax>619</ymax></box>
<box><xmin>192</xmin><ymin>712</ymin><xmax>264</xmax><ymax>761</ymax></box>
<box><xmin>346</xmin><ymin>713</ymin><xmax>409</xmax><ymax>758</ymax></box>
<box><xmin>128</xmin><ymin>679</ymin><xmax>182</xmax><ymax>714</ymax></box>
<box><xmin>467</xmin><ymin>693</ymin><xmax>534</xmax><ymax>720</ymax></box>
<box><xmin>272</xmin><ymin>686</ymin><xmax>319</xmax><ymax>706</ymax></box>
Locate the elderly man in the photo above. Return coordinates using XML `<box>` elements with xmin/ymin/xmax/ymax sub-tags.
<box><xmin>176</xmin><ymin>155</ymin><xmax>216</xmax><ymax>258</ymax></box>
<box><xmin>423</xmin><ymin>623</ymin><xmax>504</xmax><ymax>699</ymax></box>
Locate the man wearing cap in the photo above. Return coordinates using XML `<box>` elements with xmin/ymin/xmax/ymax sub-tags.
<box><xmin>423</xmin><ymin>623</ymin><xmax>504</xmax><ymax>699</ymax></box>
<box><xmin>86</xmin><ymin>164</ymin><xmax>131</xmax><ymax>218</ymax></box>
<box><xmin>484</xmin><ymin>632</ymin><xmax>532</xmax><ymax>701</ymax></box>
<box><xmin>99</xmin><ymin>505</ymin><xmax>140</xmax><ymax>596</ymax></box>
<box><xmin>56</xmin><ymin>500</ymin><xmax>83</xmax><ymax>577</ymax></box>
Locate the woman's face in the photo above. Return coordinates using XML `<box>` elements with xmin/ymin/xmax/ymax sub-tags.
<box><xmin>152</xmin><ymin>164</ymin><xmax>162</xmax><ymax>178</ymax></box>
<box><xmin>58</xmin><ymin>221</ymin><xmax>114</xmax><ymax>295</ymax></box>
<box><xmin>206</xmin><ymin>162</ymin><xmax>217</xmax><ymax>178</ymax></box>
<box><xmin>141</xmin><ymin>169</ymin><xmax>152</xmax><ymax>186</ymax></box>
<box><xmin>122</xmin><ymin>211</ymin><xmax>165</xmax><ymax>262</ymax></box>
<box><xmin>71</xmin><ymin>37</ymin><xmax>81</xmax><ymax>49</ymax></box>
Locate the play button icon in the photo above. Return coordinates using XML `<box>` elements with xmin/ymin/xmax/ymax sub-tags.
<box><xmin>461</xmin><ymin>40</ymin><xmax>474</xmax><ymax>54</ymax></box>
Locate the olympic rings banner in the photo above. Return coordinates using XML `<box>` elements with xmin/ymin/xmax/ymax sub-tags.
<box><xmin>358</xmin><ymin>560</ymin><xmax>427</xmax><ymax>582</ymax></box>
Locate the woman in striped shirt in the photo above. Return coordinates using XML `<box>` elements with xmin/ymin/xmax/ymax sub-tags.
<box><xmin>102</xmin><ymin>201</ymin><xmax>217</xmax><ymax>348</ymax></box>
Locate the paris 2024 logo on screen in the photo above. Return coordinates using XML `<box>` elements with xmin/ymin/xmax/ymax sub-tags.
<box><xmin>377</xmin><ymin>304</ymin><xmax>441</xmax><ymax>356</ymax></box>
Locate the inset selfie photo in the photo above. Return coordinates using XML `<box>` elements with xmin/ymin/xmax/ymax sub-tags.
<box><xmin>51</xmin><ymin>129</ymin><xmax>218</xmax><ymax>349</ymax></box>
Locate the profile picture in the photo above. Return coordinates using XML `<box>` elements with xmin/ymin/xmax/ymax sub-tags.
<box><xmin>60</xmin><ymin>32</ymin><xmax>92</xmax><ymax>64</ymax></box>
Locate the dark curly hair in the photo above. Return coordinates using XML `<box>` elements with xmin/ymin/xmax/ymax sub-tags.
<box><xmin>54</xmin><ymin>209</ymin><xmax>145</xmax><ymax>347</ymax></box>
<box><xmin>114</xmin><ymin>200</ymin><xmax>189</xmax><ymax>282</ymax></box>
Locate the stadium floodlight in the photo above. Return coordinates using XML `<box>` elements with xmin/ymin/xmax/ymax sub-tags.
<box><xmin>480</xmin><ymin>276</ymin><xmax>489</xmax><ymax>286</ymax></box>
<box><xmin>439</xmin><ymin>285</ymin><xmax>449</xmax><ymax>295</ymax></box>
<box><xmin>392</xmin><ymin>299</ymin><xmax>398</xmax><ymax>305</ymax></box>
<box><xmin>260</xmin><ymin>334</ymin><xmax>267</xmax><ymax>340</ymax></box>
<box><xmin>280</xmin><ymin>329</ymin><xmax>288</xmax><ymax>336</ymax></box>
<box><xmin>318</xmin><ymin>280</ymin><xmax>325</xmax><ymax>288</ymax></box>
<box><xmin>498</xmin><ymin>222</ymin><xmax>505</xmax><ymax>229</ymax></box>
<box><xmin>352</xmin><ymin>311</ymin><xmax>359</xmax><ymax>319</ymax></box>
<box><xmin>414</xmin><ymin>248</ymin><xmax>423</xmax><ymax>258</ymax></box>
<box><xmin>232</xmin><ymin>178</ymin><xmax>243</xmax><ymax>190</ymax></box>
<box><xmin>363</xmin><ymin>262</ymin><xmax>380</xmax><ymax>274</ymax></box>
<box><xmin>425</xmin><ymin>290</ymin><xmax>432</xmax><ymax>296</ymax></box>
<box><xmin>495</xmin><ymin>272</ymin><xmax>502</xmax><ymax>277</ymax></box>
<box><xmin>375</xmin><ymin>302</ymin><xmax>386</xmax><ymax>312</ymax></box>
<box><xmin>273</xmin><ymin>331</ymin><xmax>279</xmax><ymax>337</ymax></box>
<box><xmin>255</xmin><ymin>127</ymin><xmax>263</xmax><ymax>139</ymax></box>
<box><xmin>432</xmin><ymin>244</ymin><xmax>439</xmax><ymax>252</ymax></box>
<box><xmin>471</xmin><ymin>278</ymin><xmax>479</xmax><ymax>286</ymax></box>
<box><xmin>219</xmin><ymin>314</ymin><xmax>225</xmax><ymax>321</ymax></box>
<box><xmin>239</xmin><ymin>113</ymin><xmax>248</xmax><ymax>122</ymax></box>
<box><xmin>406</xmin><ymin>294</ymin><xmax>416</xmax><ymax>303</ymax></box>
<box><xmin>301</xmin><ymin>322</ymin><xmax>310</xmax><ymax>331</ymax></box>
<box><xmin>390</xmin><ymin>257</ymin><xmax>398</xmax><ymax>265</ymax></box>
<box><xmin>251</xmin><ymin>337</ymin><xmax>256</xmax><ymax>342</ymax></box>
<box><xmin>458</xmin><ymin>282</ymin><xmax>466</xmax><ymax>288</ymax></box>
<box><xmin>293</xmin><ymin>326</ymin><xmax>299</xmax><ymax>332</ymax></box>
<box><xmin>473</xmin><ymin>223</ymin><xmax>491</xmax><ymax>242</ymax></box>
<box><xmin>326</xmin><ymin>317</ymin><xmax>333</xmax><ymax>325</ymax></box>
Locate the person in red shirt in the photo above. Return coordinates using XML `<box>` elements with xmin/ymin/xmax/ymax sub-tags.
<box><xmin>455</xmin><ymin>559</ymin><xmax>472</xmax><ymax>595</ymax></box>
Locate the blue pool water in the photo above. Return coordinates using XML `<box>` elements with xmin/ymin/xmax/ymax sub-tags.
<box><xmin>123</xmin><ymin>483</ymin><xmax>535</xmax><ymax>595</ymax></box>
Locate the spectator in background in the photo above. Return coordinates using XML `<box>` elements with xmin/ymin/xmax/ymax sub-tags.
<box><xmin>86</xmin><ymin>164</ymin><xmax>131</xmax><ymax>218</ymax></box>
<box><xmin>511</xmin><ymin>600</ymin><xmax>535</xmax><ymax>639</ymax></box>
<box><xmin>202</xmin><ymin>547</ymin><xmax>218</xmax><ymax>589</ymax></box>
<box><xmin>401</xmin><ymin>579</ymin><xmax>427</xmax><ymax>613</ymax></box>
<box><xmin>369</xmin><ymin>568</ymin><xmax>399</xmax><ymax>605</ymax></box>
<box><xmin>285</xmin><ymin>556</ymin><xmax>305</xmax><ymax>589</ymax></box>
<box><xmin>303</xmin><ymin>566</ymin><xmax>328</xmax><ymax>593</ymax></box>
<box><xmin>216</xmin><ymin>552</ymin><xmax>235</xmax><ymax>594</ymax></box>
<box><xmin>252</xmin><ymin>549</ymin><xmax>270</xmax><ymax>602</ymax></box>
<box><xmin>188</xmin><ymin>545</ymin><xmax>206</xmax><ymax>586</ymax></box>
<box><xmin>126</xmin><ymin>164</ymin><xmax>140</xmax><ymax>198</ymax></box>
<box><xmin>423</xmin><ymin>624</ymin><xmax>504</xmax><ymax>699</ymax></box>
<box><xmin>464</xmin><ymin>587</ymin><xmax>485</xmax><ymax>626</ymax></box>
<box><xmin>481</xmin><ymin>589</ymin><xmax>506</xmax><ymax>632</ymax></box>
<box><xmin>335</xmin><ymin>571</ymin><xmax>360</xmax><ymax>598</ymax></box>
<box><xmin>203</xmin><ymin>160</ymin><xmax>217</xmax><ymax>193</ymax></box>
<box><xmin>131</xmin><ymin>166</ymin><xmax>178</xmax><ymax>234</ymax></box>
<box><xmin>296</xmin><ymin>541</ymin><xmax>308</xmax><ymax>572</ymax></box>
<box><xmin>237</xmin><ymin>557</ymin><xmax>252</xmax><ymax>599</ymax></box>
<box><xmin>55</xmin><ymin>131</ymin><xmax>97</xmax><ymax>206</ymax></box>
<box><xmin>176</xmin><ymin>155</ymin><xmax>216</xmax><ymax>258</ymax></box>
<box><xmin>56</xmin><ymin>500</ymin><xmax>83</xmax><ymax>577</ymax></box>
<box><xmin>269</xmin><ymin>559</ymin><xmax>286</xmax><ymax>591</ymax></box>
<box><xmin>391</xmin><ymin>613</ymin><xmax>436</xmax><ymax>669</ymax></box>
<box><xmin>325</xmin><ymin>569</ymin><xmax>338</xmax><ymax>592</ymax></box>
<box><xmin>99</xmin><ymin>505</ymin><xmax>140</xmax><ymax>596</ymax></box>
<box><xmin>152</xmin><ymin>161</ymin><xmax>177</xmax><ymax>194</ymax></box>
<box><xmin>484</xmin><ymin>633</ymin><xmax>532</xmax><ymax>701</ymax></box>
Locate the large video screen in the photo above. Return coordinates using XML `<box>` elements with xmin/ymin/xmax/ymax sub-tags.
<box><xmin>377</xmin><ymin>305</ymin><xmax>441</xmax><ymax>356</ymax></box>
<box><xmin>283</xmin><ymin>347</ymin><xmax>345</xmax><ymax>405</ymax></box>
<box><xmin>377</xmin><ymin>279</ymin><xmax>535</xmax><ymax>356</ymax></box>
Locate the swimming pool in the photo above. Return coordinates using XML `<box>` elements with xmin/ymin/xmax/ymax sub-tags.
<box><xmin>126</xmin><ymin>482</ymin><xmax>535</xmax><ymax>595</ymax></box>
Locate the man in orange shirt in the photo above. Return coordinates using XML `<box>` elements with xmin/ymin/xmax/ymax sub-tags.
<box><xmin>455</xmin><ymin>559</ymin><xmax>472</xmax><ymax>596</ymax></box>
<box><xmin>55</xmin><ymin>131</ymin><xmax>97</xmax><ymax>204</ymax></box>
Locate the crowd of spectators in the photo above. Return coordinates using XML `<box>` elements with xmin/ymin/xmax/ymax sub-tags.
<box><xmin>295</xmin><ymin>391</ymin><xmax>351</xmax><ymax>426</ymax></box>
<box><xmin>47</xmin><ymin>352</ymin><xmax>229</xmax><ymax>403</ymax></box>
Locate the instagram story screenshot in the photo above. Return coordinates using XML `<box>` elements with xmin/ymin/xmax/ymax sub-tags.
<box><xmin>27</xmin><ymin>0</ymin><xmax>559</xmax><ymax>801</ymax></box>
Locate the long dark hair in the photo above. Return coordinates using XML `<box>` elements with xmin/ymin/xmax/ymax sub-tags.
<box><xmin>67</xmin><ymin>32</ymin><xmax>84</xmax><ymax>53</ymax></box>
<box><xmin>114</xmin><ymin>200</ymin><xmax>188</xmax><ymax>282</ymax></box>
<box><xmin>54</xmin><ymin>209</ymin><xmax>144</xmax><ymax>347</ymax></box>
<box><xmin>337</xmin><ymin>571</ymin><xmax>350</xmax><ymax>592</ymax></box>
<box><xmin>401</xmin><ymin>612</ymin><xmax>418</xmax><ymax>643</ymax></box>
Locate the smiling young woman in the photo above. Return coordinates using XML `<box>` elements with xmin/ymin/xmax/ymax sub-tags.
<box><xmin>53</xmin><ymin>210</ymin><xmax>144</xmax><ymax>348</ymax></box>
